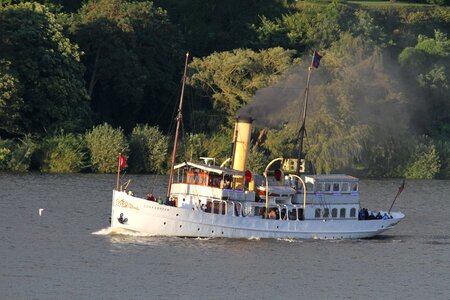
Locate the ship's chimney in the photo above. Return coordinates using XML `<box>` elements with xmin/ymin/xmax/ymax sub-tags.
<box><xmin>230</xmin><ymin>117</ymin><xmax>252</xmax><ymax>190</ymax></box>
<box><xmin>231</xmin><ymin>117</ymin><xmax>252</xmax><ymax>172</ymax></box>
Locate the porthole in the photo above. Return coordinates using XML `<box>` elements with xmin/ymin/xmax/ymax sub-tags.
<box><xmin>198</xmin><ymin>228</ymin><xmax>200</xmax><ymax>231</ymax></box>
<box><xmin>276</xmin><ymin>226</ymin><xmax>279</xmax><ymax>229</ymax></box>
<box><xmin>163</xmin><ymin>222</ymin><xmax>166</xmax><ymax>225</ymax></box>
<box><xmin>176</xmin><ymin>213</ymin><xmax>179</xmax><ymax>216</ymax></box>
<box><xmin>179</xmin><ymin>225</ymin><xmax>182</xmax><ymax>228</ymax></box>
<box><xmin>212</xmin><ymin>230</ymin><xmax>214</xmax><ymax>233</ymax></box>
<box><xmin>221</xmin><ymin>231</ymin><xmax>224</xmax><ymax>234</ymax></box>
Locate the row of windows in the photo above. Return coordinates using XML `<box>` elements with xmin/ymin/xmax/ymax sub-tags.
<box><xmin>314</xmin><ymin>182</ymin><xmax>358</xmax><ymax>193</ymax></box>
<box><xmin>314</xmin><ymin>207</ymin><xmax>357</xmax><ymax>218</ymax></box>
<box><xmin>199</xmin><ymin>199</ymin><xmax>357</xmax><ymax>220</ymax></box>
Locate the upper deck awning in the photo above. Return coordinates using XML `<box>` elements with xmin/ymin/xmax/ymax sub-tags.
<box><xmin>305</xmin><ymin>174</ymin><xmax>359</xmax><ymax>184</ymax></box>
<box><xmin>174</xmin><ymin>161</ymin><xmax>244</xmax><ymax>176</ymax></box>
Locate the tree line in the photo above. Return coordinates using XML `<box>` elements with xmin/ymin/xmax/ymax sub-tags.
<box><xmin>0</xmin><ymin>0</ymin><xmax>449</xmax><ymax>178</ymax></box>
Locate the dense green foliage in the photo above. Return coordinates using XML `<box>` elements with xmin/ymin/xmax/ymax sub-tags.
<box><xmin>0</xmin><ymin>135</ymin><xmax>35</xmax><ymax>171</ymax></box>
<box><xmin>129</xmin><ymin>124</ymin><xmax>168</xmax><ymax>174</ymax></box>
<box><xmin>70</xmin><ymin>0</ymin><xmax>182</xmax><ymax>132</ymax></box>
<box><xmin>39</xmin><ymin>132</ymin><xmax>87</xmax><ymax>173</ymax></box>
<box><xmin>85</xmin><ymin>123</ymin><xmax>129</xmax><ymax>173</ymax></box>
<box><xmin>0</xmin><ymin>2</ymin><xmax>91</xmax><ymax>136</ymax></box>
<box><xmin>404</xmin><ymin>136</ymin><xmax>441</xmax><ymax>179</ymax></box>
<box><xmin>0</xmin><ymin>0</ymin><xmax>449</xmax><ymax>178</ymax></box>
<box><xmin>189</xmin><ymin>47</ymin><xmax>297</xmax><ymax>129</ymax></box>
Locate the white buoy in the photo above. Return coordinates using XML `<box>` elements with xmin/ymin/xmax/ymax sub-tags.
<box><xmin>38</xmin><ymin>208</ymin><xmax>44</xmax><ymax>216</ymax></box>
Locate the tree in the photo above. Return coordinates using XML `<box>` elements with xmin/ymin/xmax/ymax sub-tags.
<box><xmin>399</xmin><ymin>30</ymin><xmax>450</xmax><ymax>139</ymax></box>
<box><xmin>306</xmin><ymin>35</ymin><xmax>412</xmax><ymax>174</ymax></box>
<box><xmin>188</xmin><ymin>47</ymin><xmax>297</xmax><ymax>129</ymax></box>
<box><xmin>255</xmin><ymin>1</ymin><xmax>348</xmax><ymax>51</ymax></box>
<box><xmin>153</xmin><ymin>0</ymin><xmax>290</xmax><ymax>57</ymax></box>
<box><xmin>72</xmin><ymin>0</ymin><xmax>182</xmax><ymax>132</ymax></box>
<box><xmin>0</xmin><ymin>2</ymin><xmax>91</xmax><ymax>137</ymax></box>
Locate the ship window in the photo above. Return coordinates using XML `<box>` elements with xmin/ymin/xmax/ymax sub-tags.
<box><xmin>323</xmin><ymin>208</ymin><xmax>329</xmax><ymax>218</ymax></box>
<box><xmin>341</xmin><ymin>183</ymin><xmax>349</xmax><ymax>192</ymax></box>
<box><xmin>298</xmin><ymin>208</ymin><xmax>304</xmax><ymax>220</ymax></box>
<box><xmin>332</xmin><ymin>208</ymin><xmax>337</xmax><ymax>218</ymax></box>
<box><xmin>324</xmin><ymin>183</ymin><xmax>331</xmax><ymax>192</ymax></box>
<box><xmin>350</xmin><ymin>208</ymin><xmax>356</xmax><ymax>217</ymax></box>
<box><xmin>351</xmin><ymin>182</ymin><xmax>358</xmax><ymax>191</ymax></box>
<box><xmin>281</xmin><ymin>208</ymin><xmax>287</xmax><ymax>220</ymax></box>
<box><xmin>333</xmin><ymin>183</ymin><xmax>340</xmax><ymax>192</ymax></box>
<box><xmin>315</xmin><ymin>183</ymin><xmax>323</xmax><ymax>192</ymax></box>
<box><xmin>235</xmin><ymin>203</ymin><xmax>242</xmax><ymax>216</ymax></box>
<box><xmin>209</xmin><ymin>176</ymin><xmax>221</xmax><ymax>187</ymax></box>
<box><xmin>227</xmin><ymin>202</ymin><xmax>234</xmax><ymax>215</ymax></box>
<box><xmin>255</xmin><ymin>206</ymin><xmax>265</xmax><ymax>217</ymax></box>
<box><xmin>315</xmin><ymin>208</ymin><xmax>321</xmax><ymax>218</ymax></box>
<box><xmin>340</xmin><ymin>208</ymin><xmax>346</xmax><ymax>218</ymax></box>
<box><xmin>205</xmin><ymin>201</ymin><xmax>212</xmax><ymax>213</ymax></box>
<box><xmin>289</xmin><ymin>209</ymin><xmax>297</xmax><ymax>220</ymax></box>
<box><xmin>212</xmin><ymin>202</ymin><xmax>226</xmax><ymax>215</ymax></box>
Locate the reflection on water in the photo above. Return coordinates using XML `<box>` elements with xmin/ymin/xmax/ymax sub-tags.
<box><xmin>1</xmin><ymin>174</ymin><xmax>449</xmax><ymax>299</ymax></box>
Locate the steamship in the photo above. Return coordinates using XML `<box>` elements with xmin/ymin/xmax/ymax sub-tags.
<box><xmin>109</xmin><ymin>53</ymin><xmax>405</xmax><ymax>239</ymax></box>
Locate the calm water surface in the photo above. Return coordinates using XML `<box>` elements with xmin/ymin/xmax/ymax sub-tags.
<box><xmin>1</xmin><ymin>173</ymin><xmax>449</xmax><ymax>299</ymax></box>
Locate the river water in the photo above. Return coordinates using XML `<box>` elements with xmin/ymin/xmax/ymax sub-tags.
<box><xmin>1</xmin><ymin>173</ymin><xmax>449</xmax><ymax>299</ymax></box>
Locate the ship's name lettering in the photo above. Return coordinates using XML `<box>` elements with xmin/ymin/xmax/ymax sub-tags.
<box><xmin>115</xmin><ymin>198</ymin><xmax>139</xmax><ymax>210</ymax></box>
<box><xmin>143</xmin><ymin>205</ymin><xmax>169</xmax><ymax>212</ymax></box>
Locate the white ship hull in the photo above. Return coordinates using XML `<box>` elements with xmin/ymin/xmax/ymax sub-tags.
<box><xmin>111</xmin><ymin>191</ymin><xmax>404</xmax><ymax>240</ymax></box>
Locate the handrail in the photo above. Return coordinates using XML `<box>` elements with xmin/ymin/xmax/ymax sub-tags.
<box><xmin>264</xmin><ymin>157</ymin><xmax>283</xmax><ymax>218</ymax></box>
<box><xmin>289</xmin><ymin>175</ymin><xmax>307</xmax><ymax>217</ymax></box>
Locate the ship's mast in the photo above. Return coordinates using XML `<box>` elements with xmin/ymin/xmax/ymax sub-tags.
<box><xmin>295</xmin><ymin>50</ymin><xmax>317</xmax><ymax>175</ymax></box>
<box><xmin>167</xmin><ymin>52</ymin><xmax>189</xmax><ymax>198</ymax></box>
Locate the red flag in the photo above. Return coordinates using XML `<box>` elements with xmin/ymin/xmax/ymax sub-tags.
<box><xmin>119</xmin><ymin>154</ymin><xmax>127</xmax><ymax>168</ymax></box>
<box><xmin>312</xmin><ymin>50</ymin><xmax>322</xmax><ymax>68</ymax></box>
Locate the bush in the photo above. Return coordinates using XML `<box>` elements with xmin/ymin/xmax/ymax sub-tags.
<box><xmin>435</xmin><ymin>140</ymin><xmax>450</xmax><ymax>179</ymax></box>
<box><xmin>85</xmin><ymin>123</ymin><xmax>129</xmax><ymax>173</ymax></box>
<box><xmin>128</xmin><ymin>124</ymin><xmax>168</xmax><ymax>174</ymax></box>
<box><xmin>404</xmin><ymin>136</ymin><xmax>441</xmax><ymax>179</ymax></box>
<box><xmin>40</xmin><ymin>132</ymin><xmax>87</xmax><ymax>173</ymax></box>
<box><xmin>182</xmin><ymin>133</ymin><xmax>208</xmax><ymax>162</ymax></box>
<box><xmin>0</xmin><ymin>138</ymin><xmax>13</xmax><ymax>171</ymax></box>
<box><xmin>0</xmin><ymin>136</ymin><xmax>36</xmax><ymax>172</ymax></box>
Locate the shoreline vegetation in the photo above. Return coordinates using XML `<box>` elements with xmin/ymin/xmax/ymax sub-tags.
<box><xmin>0</xmin><ymin>0</ymin><xmax>449</xmax><ymax>179</ymax></box>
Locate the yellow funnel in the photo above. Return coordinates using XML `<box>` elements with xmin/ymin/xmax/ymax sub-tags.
<box><xmin>232</xmin><ymin>117</ymin><xmax>252</xmax><ymax>172</ymax></box>
<box><xmin>231</xmin><ymin>117</ymin><xmax>252</xmax><ymax>190</ymax></box>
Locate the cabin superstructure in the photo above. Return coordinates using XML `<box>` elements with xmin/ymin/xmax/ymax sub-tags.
<box><xmin>292</xmin><ymin>174</ymin><xmax>360</xmax><ymax>220</ymax></box>
<box><xmin>171</xmin><ymin>161</ymin><xmax>256</xmax><ymax>204</ymax></box>
<box><xmin>167</xmin><ymin>158</ymin><xmax>364</xmax><ymax>223</ymax></box>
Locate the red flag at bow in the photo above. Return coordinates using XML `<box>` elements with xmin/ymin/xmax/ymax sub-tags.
<box><xmin>119</xmin><ymin>153</ymin><xmax>127</xmax><ymax>168</ymax></box>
